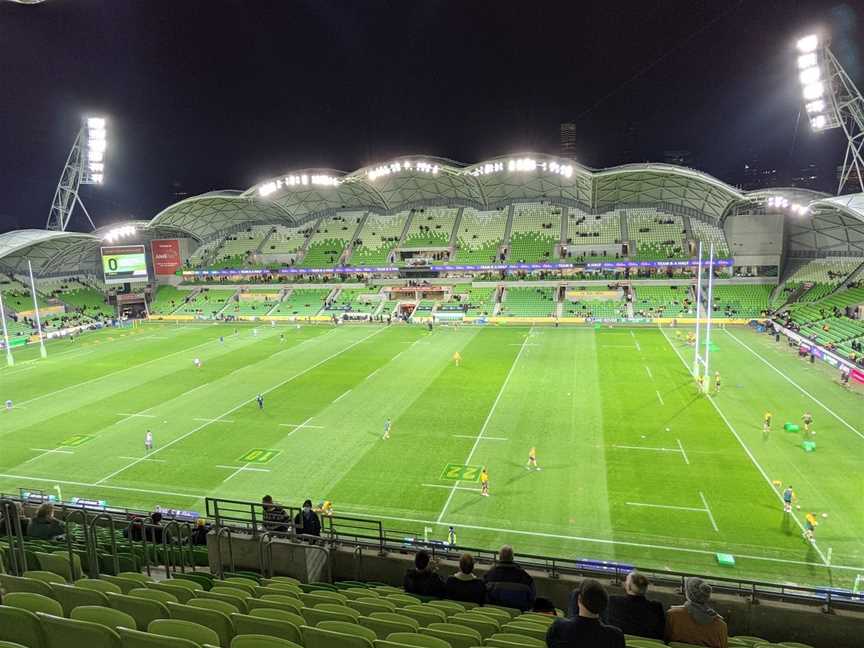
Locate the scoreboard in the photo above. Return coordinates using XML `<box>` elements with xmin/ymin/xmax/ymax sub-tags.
<box><xmin>101</xmin><ymin>245</ymin><xmax>148</xmax><ymax>284</ymax></box>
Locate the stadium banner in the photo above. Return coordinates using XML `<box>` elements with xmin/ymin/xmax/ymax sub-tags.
<box><xmin>180</xmin><ymin>257</ymin><xmax>734</xmax><ymax>277</ymax></box>
<box><xmin>151</xmin><ymin>239</ymin><xmax>182</xmax><ymax>275</ymax></box>
<box><xmin>565</xmin><ymin>290</ymin><xmax>619</xmax><ymax>300</ymax></box>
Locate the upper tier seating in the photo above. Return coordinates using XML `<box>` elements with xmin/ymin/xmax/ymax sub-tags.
<box><xmin>453</xmin><ymin>208</ymin><xmax>508</xmax><ymax>264</ymax></box>
<box><xmin>628</xmin><ymin>210</ymin><xmax>686</xmax><ymax>260</ymax></box>
<box><xmin>349</xmin><ymin>212</ymin><xmax>409</xmax><ymax>266</ymax></box>
<box><xmin>261</xmin><ymin>225</ymin><xmax>313</xmax><ymax>259</ymax></box>
<box><xmin>508</xmin><ymin>204</ymin><xmax>561</xmax><ymax>263</ymax></box>
<box><xmin>690</xmin><ymin>219</ymin><xmax>730</xmax><ymax>257</ymax></box>
<box><xmin>401</xmin><ymin>207</ymin><xmax>458</xmax><ymax>248</ymax></box>
<box><xmin>782</xmin><ymin>257</ymin><xmax>862</xmax><ymax>303</ymax></box>
<box><xmin>302</xmin><ymin>213</ymin><xmax>364</xmax><ymax>268</ymax></box>
<box><xmin>188</xmin><ymin>239</ymin><xmax>221</xmax><ymax>268</ymax></box>
<box><xmin>499</xmin><ymin>287</ymin><xmax>556</xmax><ymax>317</ymax></box>
<box><xmin>211</xmin><ymin>226</ymin><xmax>272</xmax><ymax>268</ymax></box>
<box><xmin>567</xmin><ymin>210</ymin><xmax>621</xmax><ymax>246</ymax></box>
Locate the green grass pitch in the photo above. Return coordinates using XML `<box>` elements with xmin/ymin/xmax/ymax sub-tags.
<box><xmin>1</xmin><ymin>321</ymin><xmax>862</xmax><ymax>589</ymax></box>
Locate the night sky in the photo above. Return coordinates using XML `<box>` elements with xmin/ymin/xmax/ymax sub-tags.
<box><xmin>0</xmin><ymin>0</ymin><xmax>859</xmax><ymax>232</ymax></box>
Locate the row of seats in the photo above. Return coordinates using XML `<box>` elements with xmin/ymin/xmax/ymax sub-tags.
<box><xmin>508</xmin><ymin>204</ymin><xmax>561</xmax><ymax>263</ymax></box>
<box><xmin>302</xmin><ymin>214</ymin><xmax>364</xmax><ymax>268</ymax></box>
<box><xmin>567</xmin><ymin>210</ymin><xmax>621</xmax><ymax>245</ymax></box>
<box><xmin>688</xmin><ymin>220</ymin><xmax>729</xmax><ymax>258</ymax></box>
<box><xmin>270</xmin><ymin>289</ymin><xmax>331</xmax><ymax>317</ymax></box>
<box><xmin>632</xmin><ymin>286</ymin><xmax>693</xmax><ymax>317</ymax></box>
<box><xmin>499</xmin><ymin>288</ymin><xmax>556</xmax><ymax>318</ymax></box>
<box><xmin>628</xmin><ymin>211</ymin><xmax>685</xmax><ymax>261</ymax></box>
<box><xmin>350</xmin><ymin>213</ymin><xmax>409</xmax><ymax>266</ymax></box>
<box><xmin>230</xmin><ymin>291</ymin><xmax>283</xmax><ymax>317</ymax></box>
<box><xmin>402</xmin><ymin>208</ymin><xmax>459</xmax><ymax>248</ymax></box>
<box><xmin>450</xmin><ymin>287</ymin><xmax>496</xmax><ymax>317</ymax></box>
<box><xmin>454</xmin><ymin>209</ymin><xmax>507</xmax><ymax>264</ymax></box>
<box><xmin>173</xmin><ymin>290</ymin><xmax>237</xmax><ymax>317</ymax></box>
<box><xmin>709</xmin><ymin>285</ymin><xmax>772</xmax><ymax>318</ymax></box>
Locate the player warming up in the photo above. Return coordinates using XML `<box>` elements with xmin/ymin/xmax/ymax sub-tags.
<box><xmin>762</xmin><ymin>411</ymin><xmax>772</xmax><ymax>439</ymax></box>
<box><xmin>782</xmin><ymin>485</ymin><xmax>795</xmax><ymax>513</ymax></box>
<box><xmin>803</xmin><ymin>512</ymin><xmax>818</xmax><ymax>543</ymax></box>
<box><xmin>713</xmin><ymin>371</ymin><xmax>721</xmax><ymax>394</ymax></box>
<box><xmin>382</xmin><ymin>417</ymin><xmax>391</xmax><ymax>440</ymax></box>
<box><xmin>802</xmin><ymin>411</ymin><xmax>814</xmax><ymax>439</ymax></box>
<box><xmin>480</xmin><ymin>467</ymin><xmax>489</xmax><ymax>496</ymax></box>
<box><xmin>452</xmin><ymin>351</ymin><xmax>462</xmax><ymax>367</ymax></box>
<box><xmin>144</xmin><ymin>430</ymin><xmax>153</xmax><ymax>454</ymax></box>
<box><xmin>193</xmin><ymin>357</ymin><xmax>202</xmax><ymax>368</ymax></box>
<box><xmin>526</xmin><ymin>446</ymin><xmax>540</xmax><ymax>470</ymax></box>
<box><xmin>256</xmin><ymin>394</ymin><xmax>264</xmax><ymax>410</ymax></box>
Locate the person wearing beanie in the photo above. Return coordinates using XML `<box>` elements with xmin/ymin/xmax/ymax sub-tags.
<box><xmin>546</xmin><ymin>579</ymin><xmax>625</xmax><ymax>648</ymax></box>
<box><xmin>665</xmin><ymin>577</ymin><xmax>728</xmax><ymax>648</ymax></box>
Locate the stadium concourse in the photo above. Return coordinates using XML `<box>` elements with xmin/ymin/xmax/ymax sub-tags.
<box><xmin>1</xmin><ymin>156</ymin><xmax>864</xmax><ymax>648</ymax></box>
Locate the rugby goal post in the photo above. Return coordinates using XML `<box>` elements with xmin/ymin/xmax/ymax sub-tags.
<box><xmin>692</xmin><ymin>242</ymin><xmax>716</xmax><ymax>391</ymax></box>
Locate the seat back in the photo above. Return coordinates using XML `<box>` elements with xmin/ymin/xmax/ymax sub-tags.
<box><xmin>383</xmin><ymin>595</ymin><xmax>420</xmax><ymax>608</ymax></box>
<box><xmin>301</xmin><ymin>625</ymin><xmax>374</xmax><ymax>648</ymax></box>
<box><xmin>34</xmin><ymin>552</ymin><xmax>79</xmax><ymax>582</ymax></box>
<box><xmin>314</xmin><ymin>603</ymin><xmax>360</xmax><ymax>620</ymax></box>
<box><xmin>341</xmin><ymin>588</ymin><xmax>380</xmax><ymax>600</ymax></box>
<box><xmin>0</xmin><ymin>605</ymin><xmax>45</xmax><ymax>648</ymax></box>
<box><xmin>146</xmin><ymin>582</ymin><xmax>195</xmax><ymax>604</ymax></box>
<box><xmin>248</xmin><ymin>597</ymin><xmax>302</xmax><ymax>616</ymax></box>
<box><xmin>501</xmin><ymin>622</ymin><xmax>547</xmax><ymax>641</ymax></box>
<box><xmin>148</xmin><ymin>618</ymin><xmax>220</xmax><ymax>647</ymax></box>
<box><xmin>230</xmin><ymin>612</ymin><xmax>302</xmax><ymax>645</ymax></box>
<box><xmin>302</xmin><ymin>606</ymin><xmax>356</xmax><ymax>626</ymax></box>
<box><xmin>400</xmin><ymin>605</ymin><xmax>446</xmax><ymax>626</ymax></box>
<box><xmin>3</xmin><ymin>592</ymin><xmax>64</xmax><ymax>616</ymax></box>
<box><xmin>425</xmin><ymin>601</ymin><xmax>464</xmax><ymax>616</ymax></box>
<box><xmin>71</xmin><ymin>605</ymin><xmax>137</xmax><ymax>631</ymax></box>
<box><xmin>217</xmin><ymin>578</ymin><xmax>256</xmax><ymax>594</ymax></box>
<box><xmin>299</xmin><ymin>591</ymin><xmax>346</xmax><ymax>607</ymax></box>
<box><xmin>187</xmin><ymin>597</ymin><xmax>240</xmax><ymax>616</ymax></box>
<box><xmin>450</xmin><ymin>612</ymin><xmax>499</xmax><ymax>637</ymax></box>
<box><xmin>247</xmin><ymin>607</ymin><xmax>305</xmax><ymax>629</ymax></box>
<box><xmin>75</xmin><ymin>579</ymin><xmax>123</xmax><ymax>594</ymax></box>
<box><xmin>117</xmin><ymin>626</ymin><xmax>199</xmax><ymax>648</ymax></box>
<box><xmin>347</xmin><ymin>599</ymin><xmax>396</xmax><ymax>616</ymax></box>
<box><xmin>129</xmin><ymin>587</ymin><xmax>179</xmax><ymax>605</ymax></box>
<box><xmin>230</xmin><ymin>635</ymin><xmax>303</xmax><ymax>648</ymax></box>
<box><xmin>420</xmin><ymin>626</ymin><xmax>478</xmax><ymax>648</ymax></box>
<box><xmin>427</xmin><ymin>622</ymin><xmax>481</xmax><ymax>642</ymax></box>
<box><xmin>50</xmin><ymin>583</ymin><xmax>109</xmax><ymax>616</ymax></box>
<box><xmin>197</xmin><ymin>589</ymin><xmax>248</xmax><ymax>613</ymax></box>
<box><xmin>489</xmin><ymin>631</ymin><xmax>545</xmax><ymax>647</ymax></box>
<box><xmin>166</xmin><ymin>602</ymin><xmax>234</xmax><ymax>647</ymax></box>
<box><xmin>100</xmin><ymin>575</ymin><xmax>143</xmax><ymax>594</ymax></box>
<box><xmin>384</xmin><ymin>632</ymin><xmax>450</xmax><ymax>648</ymax></box>
<box><xmin>22</xmin><ymin>571</ymin><xmax>66</xmax><ymax>586</ymax></box>
<box><xmin>106</xmin><ymin>592</ymin><xmax>169</xmax><ymax>631</ymax></box>
<box><xmin>37</xmin><ymin>612</ymin><xmax>121</xmax><ymax>648</ymax></box>
<box><xmin>0</xmin><ymin>574</ymin><xmax>53</xmax><ymax>597</ymax></box>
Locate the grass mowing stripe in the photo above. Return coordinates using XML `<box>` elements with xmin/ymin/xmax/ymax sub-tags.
<box><xmin>660</xmin><ymin>326</ymin><xmax>829</xmax><ymax>566</ymax></box>
<box><xmin>94</xmin><ymin>326</ymin><xmax>387</xmax><ymax>485</ymax></box>
<box><xmin>724</xmin><ymin>328</ymin><xmax>863</xmax><ymax>441</ymax></box>
<box><xmin>436</xmin><ymin>327</ymin><xmax>533</xmax><ymax>523</ymax></box>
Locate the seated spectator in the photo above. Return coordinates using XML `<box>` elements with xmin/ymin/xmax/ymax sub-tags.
<box><xmin>146</xmin><ymin>511</ymin><xmax>164</xmax><ymax>544</ymax></box>
<box><xmin>404</xmin><ymin>549</ymin><xmax>445</xmax><ymax>597</ymax></box>
<box><xmin>665</xmin><ymin>577</ymin><xmax>728</xmax><ymax>648</ymax></box>
<box><xmin>0</xmin><ymin>501</ymin><xmax>29</xmax><ymax>536</ymax></box>
<box><xmin>546</xmin><ymin>579</ymin><xmax>625</xmax><ymax>648</ymax></box>
<box><xmin>484</xmin><ymin>544</ymin><xmax>536</xmax><ymax>611</ymax></box>
<box><xmin>27</xmin><ymin>503</ymin><xmax>65</xmax><ymax>540</ymax></box>
<box><xmin>191</xmin><ymin>518</ymin><xmax>211</xmax><ymax>546</ymax></box>
<box><xmin>294</xmin><ymin>499</ymin><xmax>322</xmax><ymax>537</ymax></box>
<box><xmin>532</xmin><ymin>597</ymin><xmax>558</xmax><ymax>616</ymax></box>
<box><xmin>445</xmin><ymin>552</ymin><xmax>485</xmax><ymax>605</ymax></box>
<box><xmin>604</xmin><ymin>570</ymin><xmax>664</xmax><ymax>639</ymax></box>
<box><xmin>262</xmin><ymin>494</ymin><xmax>290</xmax><ymax>533</ymax></box>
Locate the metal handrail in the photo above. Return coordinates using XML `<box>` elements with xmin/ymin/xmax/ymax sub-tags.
<box><xmin>0</xmin><ymin>499</ymin><xmax>27</xmax><ymax>575</ymax></box>
<box><xmin>63</xmin><ymin>508</ymin><xmax>90</xmax><ymax>580</ymax></box>
<box><xmin>213</xmin><ymin>526</ymin><xmax>235</xmax><ymax>579</ymax></box>
<box><xmin>88</xmin><ymin>512</ymin><xmax>120</xmax><ymax>577</ymax></box>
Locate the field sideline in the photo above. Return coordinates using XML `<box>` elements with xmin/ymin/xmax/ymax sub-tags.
<box><xmin>1</xmin><ymin>321</ymin><xmax>862</xmax><ymax>589</ymax></box>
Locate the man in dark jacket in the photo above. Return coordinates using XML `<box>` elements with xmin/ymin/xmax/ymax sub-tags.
<box><xmin>546</xmin><ymin>579</ymin><xmax>625</xmax><ymax>648</ymax></box>
<box><xmin>445</xmin><ymin>553</ymin><xmax>486</xmax><ymax>605</ymax></box>
<box><xmin>483</xmin><ymin>545</ymin><xmax>536</xmax><ymax>611</ymax></box>
<box><xmin>262</xmin><ymin>495</ymin><xmax>290</xmax><ymax>534</ymax></box>
<box><xmin>404</xmin><ymin>550</ymin><xmax>445</xmax><ymax>597</ymax></box>
<box><xmin>604</xmin><ymin>571</ymin><xmax>665</xmax><ymax>639</ymax></box>
<box><xmin>294</xmin><ymin>499</ymin><xmax>322</xmax><ymax>537</ymax></box>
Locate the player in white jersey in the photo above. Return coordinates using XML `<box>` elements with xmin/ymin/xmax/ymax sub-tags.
<box><xmin>145</xmin><ymin>430</ymin><xmax>153</xmax><ymax>453</ymax></box>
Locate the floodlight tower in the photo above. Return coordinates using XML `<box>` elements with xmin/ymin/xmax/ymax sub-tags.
<box><xmin>795</xmin><ymin>33</ymin><xmax>864</xmax><ymax>194</ymax></box>
<box><xmin>46</xmin><ymin>117</ymin><xmax>107</xmax><ymax>231</ymax></box>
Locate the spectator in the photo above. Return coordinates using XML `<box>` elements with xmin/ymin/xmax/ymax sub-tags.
<box><xmin>0</xmin><ymin>501</ymin><xmax>29</xmax><ymax>536</ymax></box>
<box><xmin>262</xmin><ymin>495</ymin><xmax>290</xmax><ymax>533</ymax></box>
<box><xmin>403</xmin><ymin>550</ymin><xmax>445</xmax><ymax>597</ymax></box>
<box><xmin>604</xmin><ymin>570</ymin><xmax>665</xmax><ymax>639</ymax></box>
<box><xmin>27</xmin><ymin>503</ymin><xmax>65</xmax><ymax>540</ymax></box>
<box><xmin>294</xmin><ymin>499</ymin><xmax>322</xmax><ymax>537</ymax></box>
<box><xmin>532</xmin><ymin>597</ymin><xmax>558</xmax><ymax>616</ymax></box>
<box><xmin>191</xmin><ymin>518</ymin><xmax>211</xmax><ymax>546</ymax></box>
<box><xmin>146</xmin><ymin>511</ymin><xmax>165</xmax><ymax>544</ymax></box>
<box><xmin>484</xmin><ymin>545</ymin><xmax>536</xmax><ymax>611</ymax></box>
<box><xmin>546</xmin><ymin>579</ymin><xmax>625</xmax><ymax>648</ymax></box>
<box><xmin>665</xmin><ymin>577</ymin><xmax>728</xmax><ymax>648</ymax></box>
<box><xmin>445</xmin><ymin>553</ymin><xmax>486</xmax><ymax>605</ymax></box>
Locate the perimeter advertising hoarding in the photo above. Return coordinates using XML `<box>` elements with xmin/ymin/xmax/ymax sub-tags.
<box><xmin>151</xmin><ymin>239</ymin><xmax>182</xmax><ymax>275</ymax></box>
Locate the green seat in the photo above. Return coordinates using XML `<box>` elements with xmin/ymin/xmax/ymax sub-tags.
<box><xmin>34</xmin><ymin>552</ymin><xmax>81</xmax><ymax>582</ymax></box>
<box><xmin>50</xmin><ymin>583</ymin><xmax>109</xmax><ymax>616</ymax></box>
<box><xmin>3</xmin><ymin>592</ymin><xmax>64</xmax><ymax>616</ymax></box>
<box><xmin>248</xmin><ymin>596</ymin><xmax>303</xmax><ymax>615</ymax></box>
<box><xmin>118</xmin><ymin>573</ymin><xmax>154</xmax><ymax>584</ymax></box>
<box><xmin>342</xmin><ymin>588</ymin><xmax>380</xmax><ymax>600</ymax></box>
<box><xmin>219</xmin><ymin>578</ymin><xmax>257</xmax><ymax>594</ymax></box>
<box><xmin>0</xmin><ymin>641</ymin><xmax>28</xmax><ymax>648</ymax></box>
<box><xmin>489</xmin><ymin>632</ymin><xmax>545</xmax><ymax>647</ymax></box>
<box><xmin>450</xmin><ymin>613</ymin><xmax>499</xmax><ymax>637</ymax></box>
<box><xmin>426</xmin><ymin>601</ymin><xmax>464</xmax><ymax>616</ymax></box>
<box><xmin>100</xmin><ymin>575</ymin><xmax>144</xmax><ymax>594</ymax></box>
<box><xmin>501</xmin><ymin>623</ymin><xmax>546</xmax><ymax>641</ymax></box>
<box><xmin>161</xmin><ymin>579</ymin><xmax>202</xmax><ymax>593</ymax></box>
<box><xmin>71</xmin><ymin>606</ymin><xmax>137</xmax><ymax>631</ymax></box>
<box><xmin>212</xmin><ymin>586</ymin><xmax>252</xmax><ymax>599</ymax></box>
<box><xmin>302</xmin><ymin>606</ymin><xmax>357</xmax><ymax>625</ymax></box>
<box><xmin>302</xmin><ymin>625</ymin><xmax>374</xmax><ymax>648</ymax></box>
<box><xmin>231</xmin><ymin>612</ymin><xmax>302</xmax><ymax>644</ymax></box>
<box><xmin>22</xmin><ymin>571</ymin><xmax>66</xmax><ymax>586</ymax></box>
<box><xmin>347</xmin><ymin>599</ymin><xmax>396</xmax><ymax>616</ymax></box>
<box><xmin>254</xmin><ymin>586</ymin><xmax>300</xmax><ymax>600</ymax></box>
<box><xmin>315</xmin><ymin>603</ymin><xmax>360</xmax><ymax>620</ymax></box>
<box><xmin>262</xmin><ymin>577</ymin><xmax>301</xmax><ymax>588</ymax></box>
<box><xmin>106</xmin><ymin>592</ymin><xmax>170</xmax><ymax>631</ymax></box>
<box><xmin>149</xmin><ymin>618</ymin><xmax>219</xmax><ymax>647</ymax></box>
<box><xmin>171</xmin><ymin>573</ymin><xmax>212</xmax><ymax>591</ymax></box>
<box><xmin>0</xmin><ymin>574</ymin><xmax>54</xmax><ymax>597</ymax></box>
<box><xmin>37</xmin><ymin>612</ymin><xmax>121</xmax><ymax>648</ymax></box>
<box><xmin>318</xmin><ymin>621</ymin><xmax>377</xmax><ymax>642</ymax></box>
<box><xmin>231</xmin><ymin>636</ymin><xmax>302</xmax><ymax>648</ymax></box>
<box><xmin>514</xmin><ymin>614</ymin><xmax>553</xmax><ymax>626</ymax></box>
<box><xmin>385</xmin><ymin>632</ymin><xmax>449</xmax><ymax>648</ymax></box>
<box><xmin>0</xmin><ymin>606</ymin><xmax>45</xmax><ymax>648</ymax></box>
<box><xmin>420</xmin><ymin>625</ymin><xmax>478</xmax><ymax>648</ymax></box>
<box><xmin>471</xmin><ymin>608</ymin><xmax>511</xmax><ymax>623</ymax></box>
<box><xmin>146</xmin><ymin>582</ymin><xmax>196</xmax><ymax>604</ymax></box>
<box><xmin>130</xmin><ymin>587</ymin><xmax>179</xmax><ymax>605</ymax></box>
<box><xmin>166</xmin><ymin>602</ymin><xmax>234</xmax><ymax>647</ymax></box>
<box><xmin>359</xmin><ymin>615</ymin><xmax>418</xmax><ymax>639</ymax></box>
<box><xmin>248</xmin><ymin>607</ymin><xmax>305</xmax><ymax>630</ymax></box>
<box><xmin>75</xmin><ymin>579</ymin><xmax>123</xmax><ymax>594</ymax></box>
<box><xmin>187</xmin><ymin>597</ymin><xmax>240</xmax><ymax>616</ymax></box>
<box><xmin>400</xmin><ymin>605</ymin><xmax>446</xmax><ymax>626</ymax></box>
<box><xmin>384</xmin><ymin>595</ymin><xmax>421</xmax><ymax>608</ymax></box>
<box><xmin>485</xmin><ymin>605</ymin><xmax>520</xmax><ymax>619</ymax></box>
<box><xmin>197</xmin><ymin>590</ymin><xmax>249</xmax><ymax>613</ymax></box>
<box><xmin>117</xmin><ymin>627</ymin><xmax>200</xmax><ymax>648</ymax></box>
<box><xmin>299</xmin><ymin>591</ymin><xmax>347</xmax><ymax>607</ymax></box>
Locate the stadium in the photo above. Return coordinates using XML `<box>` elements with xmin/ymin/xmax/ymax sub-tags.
<box><xmin>2</xmin><ymin>12</ymin><xmax>864</xmax><ymax>648</ymax></box>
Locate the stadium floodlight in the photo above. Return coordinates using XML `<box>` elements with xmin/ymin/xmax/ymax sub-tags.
<box><xmin>792</xmin><ymin>30</ymin><xmax>864</xmax><ymax>193</ymax></box>
<box><xmin>47</xmin><ymin>115</ymin><xmax>108</xmax><ymax>231</ymax></box>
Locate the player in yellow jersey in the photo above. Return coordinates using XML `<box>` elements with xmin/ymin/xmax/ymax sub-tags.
<box><xmin>480</xmin><ymin>467</ymin><xmax>489</xmax><ymax>497</ymax></box>
<box><xmin>317</xmin><ymin>500</ymin><xmax>333</xmax><ymax>516</ymax></box>
<box><xmin>763</xmin><ymin>411</ymin><xmax>772</xmax><ymax>439</ymax></box>
<box><xmin>526</xmin><ymin>447</ymin><xmax>540</xmax><ymax>471</ymax></box>
<box><xmin>452</xmin><ymin>351</ymin><xmax>462</xmax><ymax>367</ymax></box>
<box><xmin>713</xmin><ymin>371</ymin><xmax>721</xmax><ymax>394</ymax></box>
<box><xmin>686</xmin><ymin>332</ymin><xmax>696</xmax><ymax>346</ymax></box>
<box><xmin>802</xmin><ymin>411</ymin><xmax>814</xmax><ymax>439</ymax></box>
<box><xmin>803</xmin><ymin>512</ymin><xmax>818</xmax><ymax>543</ymax></box>
<box><xmin>696</xmin><ymin>374</ymin><xmax>705</xmax><ymax>394</ymax></box>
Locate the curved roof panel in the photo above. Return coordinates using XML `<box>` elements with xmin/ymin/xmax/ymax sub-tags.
<box><xmin>147</xmin><ymin>194</ymin><xmax>291</xmax><ymax>240</ymax></box>
<box><xmin>0</xmin><ymin>229</ymin><xmax>102</xmax><ymax>275</ymax></box>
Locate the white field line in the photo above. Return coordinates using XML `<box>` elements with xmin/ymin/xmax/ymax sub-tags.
<box><xmin>660</xmin><ymin>327</ymin><xmax>829</xmax><ymax>565</ymax></box>
<box><xmin>392</xmin><ymin>351</ymin><xmax>404</xmax><ymax>360</ymax></box>
<box><xmin>116</xmin><ymin>413</ymin><xmax>157</xmax><ymax>418</ymax></box>
<box><xmin>193</xmin><ymin>418</ymin><xmax>234</xmax><ymax>424</ymax></box>
<box><xmin>367</xmin><ymin>368</ymin><xmax>380</xmax><ymax>380</ymax></box>
<box><xmin>0</xmin><ymin>473</ymin><xmax>204</xmax><ymax>501</ymax></box>
<box><xmin>724</xmin><ymin>329</ymin><xmax>863</xmax><ymax>441</ymax></box>
<box><xmin>436</xmin><ymin>327</ymin><xmax>533</xmax><ymax>523</ymax></box>
<box><xmin>216</xmin><ymin>464</ymin><xmax>271</xmax><ymax>481</ymax></box>
<box><xmin>508</xmin><ymin>343</ymin><xmax>539</xmax><ymax>347</ymax></box>
<box><xmin>118</xmin><ymin>456</ymin><xmax>166</xmax><ymax>463</ymax></box>
<box><xmin>333</xmin><ymin>389</ymin><xmax>352</xmax><ymax>403</ymax></box>
<box><xmin>452</xmin><ymin>435</ymin><xmax>508</xmax><ymax>441</ymax></box>
<box><xmin>422</xmin><ymin>483</ymin><xmax>482</xmax><ymax>493</ymax></box>
<box><xmin>631</xmin><ymin>329</ymin><xmax>641</xmax><ymax>352</ymax></box>
<box><xmin>600</xmin><ymin>345</ymin><xmax>635</xmax><ymax>349</ymax></box>
<box><xmin>28</xmin><ymin>448</ymin><xmax>73</xmax><ymax>456</ymax></box>
<box><xmin>279</xmin><ymin>421</ymin><xmax>324</xmax><ymax>430</ymax></box>
<box><xmin>645</xmin><ymin>366</ymin><xmax>653</xmax><ymax>380</ymax></box>
<box><xmin>95</xmin><ymin>327</ymin><xmax>386</xmax><ymax>485</ymax></box>
<box><xmin>676</xmin><ymin>438</ymin><xmax>690</xmax><ymax>465</ymax></box>
<box><xmin>655</xmin><ymin>390</ymin><xmax>665</xmax><ymax>405</ymax></box>
<box><xmin>700</xmin><ymin>491</ymin><xmax>719</xmax><ymax>532</ymax></box>
<box><xmin>613</xmin><ymin>445</ymin><xmax>681</xmax><ymax>453</ymax></box>
<box><xmin>626</xmin><ymin>501</ymin><xmax>707</xmax><ymax>512</ymax></box>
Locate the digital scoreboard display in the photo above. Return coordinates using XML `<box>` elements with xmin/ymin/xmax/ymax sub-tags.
<box><xmin>101</xmin><ymin>245</ymin><xmax>148</xmax><ymax>284</ymax></box>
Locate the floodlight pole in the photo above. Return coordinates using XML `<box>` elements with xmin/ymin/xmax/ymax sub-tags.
<box><xmin>824</xmin><ymin>48</ymin><xmax>864</xmax><ymax>194</ymax></box>
<box><xmin>28</xmin><ymin>260</ymin><xmax>47</xmax><ymax>358</ymax></box>
<box><xmin>46</xmin><ymin>124</ymin><xmax>97</xmax><ymax>232</ymax></box>
<box><xmin>0</xmin><ymin>288</ymin><xmax>14</xmax><ymax>366</ymax></box>
<box><xmin>692</xmin><ymin>242</ymin><xmax>704</xmax><ymax>378</ymax></box>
